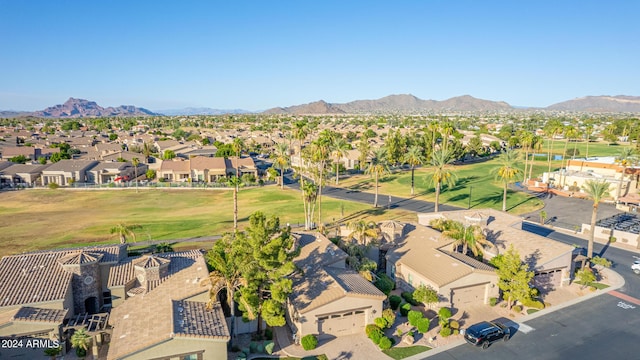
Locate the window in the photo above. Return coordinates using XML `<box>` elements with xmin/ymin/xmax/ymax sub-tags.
<box><xmin>343</xmin><ymin>312</ymin><xmax>353</xmax><ymax>317</ymax></box>
<box><xmin>317</xmin><ymin>316</ymin><xmax>329</xmax><ymax>321</ymax></box>
<box><xmin>354</xmin><ymin>310</ymin><xmax>365</xmax><ymax>315</ymax></box>
<box><xmin>331</xmin><ymin>314</ymin><xmax>341</xmax><ymax>319</ymax></box>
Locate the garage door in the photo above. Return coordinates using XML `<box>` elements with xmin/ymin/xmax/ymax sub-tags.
<box><xmin>534</xmin><ymin>269</ymin><xmax>562</xmax><ymax>291</ymax></box>
<box><xmin>317</xmin><ymin>309</ymin><xmax>366</xmax><ymax>338</ymax></box>
<box><xmin>451</xmin><ymin>284</ymin><xmax>486</xmax><ymax>308</ymax></box>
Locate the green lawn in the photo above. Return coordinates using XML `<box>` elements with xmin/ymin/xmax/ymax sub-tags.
<box><xmin>574</xmin><ymin>281</ymin><xmax>610</xmax><ymax>290</ymax></box>
<box><xmin>0</xmin><ymin>186</ymin><xmax>419</xmax><ymax>257</ymax></box>
<box><xmin>545</xmin><ymin>140</ymin><xmax>634</xmax><ymax>158</ymax></box>
<box><xmin>382</xmin><ymin>345</ymin><xmax>431</xmax><ymax>359</ymax></box>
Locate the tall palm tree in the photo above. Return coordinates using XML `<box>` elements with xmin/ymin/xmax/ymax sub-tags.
<box><xmin>403</xmin><ymin>145</ymin><xmax>425</xmax><ymax>196</ymax></box>
<box><xmin>347</xmin><ymin>220</ymin><xmax>381</xmax><ymax>246</ymax></box>
<box><xmin>301</xmin><ymin>178</ymin><xmax>318</xmax><ymax>230</ymax></box>
<box><xmin>356</xmin><ymin>136</ymin><xmax>370</xmax><ymax>173</ymax></box>
<box><xmin>330</xmin><ymin>136</ymin><xmax>350</xmax><ymax>185</ymax></box>
<box><xmin>142</xmin><ymin>141</ymin><xmax>154</xmax><ymax>164</ymax></box>
<box><xmin>584</xmin><ymin>124</ymin><xmax>594</xmax><ymax>160</ymax></box>
<box><xmin>520</xmin><ymin>132</ymin><xmax>534</xmax><ymax>183</ymax></box>
<box><xmin>528</xmin><ymin>135</ymin><xmax>543</xmax><ymax>181</ymax></box>
<box><xmin>273</xmin><ymin>143</ymin><xmax>290</xmax><ymax>190</ymax></box>
<box><xmin>582</xmin><ymin>180</ymin><xmax>612</xmax><ymax>260</ymax></box>
<box><xmin>110</xmin><ymin>223</ymin><xmax>142</xmax><ymax>244</ymax></box>
<box><xmin>427</xmin><ymin>148</ymin><xmax>457</xmax><ymax>213</ymax></box>
<box><xmin>227</xmin><ymin>176</ymin><xmax>242</xmax><ymax>231</ymax></box>
<box><xmin>544</xmin><ymin>120</ymin><xmax>563</xmax><ymax>175</ymax></box>
<box><xmin>71</xmin><ymin>328</ymin><xmax>91</xmax><ymax>357</ymax></box>
<box><xmin>292</xmin><ymin>120</ymin><xmax>309</xmax><ymax>159</ymax></box>
<box><xmin>614</xmin><ymin>148</ymin><xmax>637</xmax><ymax>200</ymax></box>
<box><xmin>491</xmin><ymin>149</ymin><xmax>522</xmax><ymax>212</ymax></box>
<box><xmin>365</xmin><ymin>147</ymin><xmax>390</xmax><ymax>208</ymax></box>
<box><xmin>131</xmin><ymin>157</ymin><xmax>140</xmax><ymax>193</ymax></box>
<box><xmin>310</xmin><ymin>131</ymin><xmax>332</xmax><ymax>227</ymax></box>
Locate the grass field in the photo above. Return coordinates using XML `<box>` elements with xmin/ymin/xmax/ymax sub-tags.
<box><xmin>0</xmin><ymin>186</ymin><xmax>418</xmax><ymax>258</ymax></box>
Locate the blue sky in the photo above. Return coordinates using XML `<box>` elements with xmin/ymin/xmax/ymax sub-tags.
<box><xmin>1</xmin><ymin>0</ymin><xmax>638</xmax><ymax>111</ymax></box>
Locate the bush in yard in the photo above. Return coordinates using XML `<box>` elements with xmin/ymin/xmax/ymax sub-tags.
<box><xmin>402</xmin><ymin>291</ymin><xmax>419</xmax><ymax>306</ymax></box>
<box><xmin>489</xmin><ymin>297</ymin><xmax>498</xmax><ymax>306</ymax></box>
<box><xmin>408</xmin><ymin>310</ymin><xmax>423</xmax><ymax>326</ymax></box>
<box><xmin>264</xmin><ymin>328</ymin><xmax>273</xmax><ymax>340</ymax></box>
<box><xmin>369</xmin><ymin>327</ymin><xmax>384</xmax><ymax>345</ymax></box>
<box><xmin>512</xmin><ymin>305</ymin><xmax>523</xmax><ymax>313</ymax></box>
<box><xmin>438</xmin><ymin>307</ymin><xmax>452</xmax><ymax>321</ymax></box>
<box><xmin>521</xmin><ymin>298</ymin><xmax>545</xmax><ymax>309</ymax></box>
<box><xmin>378</xmin><ymin>336</ymin><xmax>392</xmax><ymax>350</ymax></box>
<box><xmin>317</xmin><ymin>355</ymin><xmax>329</xmax><ymax>360</ymax></box>
<box><xmin>366</xmin><ymin>324</ymin><xmax>382</xmax><ymax>338</ymax></box>
<box><xmin>375</xmin><ymin>274</ymin><xmax>395</xmax><ymax>295</ymax></box>
<box><xmin>400</xmin><ymin>303</ymin><xmax>411</xmax><ymax>316</ymax></box>
<box><xmin>301</xmin><ymin>334</ymin><xmax>318</xmax><ymax>350</ymax></box>
<box><xmin>449</xmin><ymin>320</ymin><xmax>459</xmax><ymax>330</ymax></box>
<box><xmin>416</xmin><ymin>317</ymin><xmax>430</xmax><ymax>333</ymax></box>
<box><xmin>440</xmin><ymin>325</ymin><xmax>452</xmax><ymax>337</ymax></box>
<box><xmin>264</xmin><ymin>341</ymin><xmax>275</xmax><ymax>355</ymax></box>
<box><xmin>382</xmin><ymin>308</ymin><xmax>396</xmax><ymax>327</ymax></box>
<box><xmin>375</xmin><ymin>317</ymin><xmax>388</xmax><ymax>329</ymax></box>
<box><xmin>389</xmin><ymin>295</ymin><xmax>402</xmax><ymax>310</ymax></box>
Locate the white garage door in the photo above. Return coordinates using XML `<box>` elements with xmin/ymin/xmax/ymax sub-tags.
<box><xmin>317</xmin><ymin>309</ymin><xmax>366</xmax><ymax>338</ymax></box>
<box><xmin>451</xmin><ymin>284</ymin><xmax>486</xmax><ymax>308</ymax></box>
<box><xmin>534</xmin><ymin>269</ymin><xmax>562</xmax><ymax>291</ymax></box>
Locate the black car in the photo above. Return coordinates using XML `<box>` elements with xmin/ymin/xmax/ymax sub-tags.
<box><xmin>463</xmin><ymin>321</ymin><xmax>510</xmax><ymax>349</ymax></box>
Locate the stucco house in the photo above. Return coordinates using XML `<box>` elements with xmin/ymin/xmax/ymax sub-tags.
<box><xmin>0</xmin><ymin>246</ymin><xmax>229</xmax><ymax>360</ymax></box>
<box><xmin>287</xmin><ymin>233</ymin><xmax>385</xmax><ymax>340</ymax></box>
<box><xmin>40</xmin><ymin>159</ymin><xmax>99</xmax><ymax>186</ymax></box>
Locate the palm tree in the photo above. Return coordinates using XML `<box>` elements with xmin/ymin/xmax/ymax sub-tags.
<box><xmin>110</xmin><ymin>223</ymin><xmax>142</xmax><ymax>244</ymax></box>
<box><xmin>301</xmin><ymin>177</ymin><xmax>318</xmax><ymax>230</ymax></box>
<box><xmin>356</xmin><ymin>136</ymin><xmax>370</xmax><ymax>173</ymax></box>
<box><xmin>227</xmin><ymin>176</ymin><xmax>242</xmax><ymax>231</ymax></box>
<box><xmin>520</xmin><ymin>132</ymin><xmax>534</xmax><ymax>182</ymax></box>
<box><xmin>614</xmin><ymin>148</ymin><xmax>637</xmax><ymax>200</ymax></box>
<box><xmin>544</xmin><ymin>120</ymin><xmax>563</xmax><ymax>175</ymax></box>
<box><xmin>442</xmin><ymin>221</ymin><xmax>491</xmax><ymax>257</ymax></box>
<box><xmin>273</xmin><ymin>143</ymin><xmax>290</xmax><ymax>190</ymax></box>
<box><xmin>347</xmin><ymin>220</ymin><xmax>380</xmax><ymax>246</ymax></box>
<box><xmin>584</xmin><ymin>125</ymin><xmax>594</xmax><ymax>160</ymax></box>
<box><xmin>71</xmin><ymin>328</ymin><xmax>91</xmax><ymax>357</ymax></box>
<box><xmin>142</xmin><ymin>141</ymin><xmax>154</xmax><ymax>164</ymax></box>
<box><xmin>582</xmin><ymin>180</ymin><xmax>613</xmax><ymax>260</ymax></box>
<box><xmin>310</xmin><ymin>131</ymin><xmax>332</xmax><ymax>226</ymax></box>
<box><xmin>365</xmin><ymin>147</ymin><xmax>390</xmax><ymax>208</ymax></box>
<box><xmin>491</xmin><ymin>149</ymin><xmax>522</xmax><ymax>212</ymax></box>
<box><xmin>330</xmin><ymin>137</ymin><xmax>350</xmax><ymax>185</ymax></box>
<box><xmin>404</xmin><ymin>145</ymin><xmax>425</xmax><ymax>196</ymax></box>
<box><xmin>292</xmin><ymin>120</ymin><xmax>309</xmax><ymax>159</ymax></box>
<box><xmin>206</xmin><ymin>235</ymin><xmax>245</xmax><ymax>340</ymax></box>
<box><xmin>427</xmin><ymin>148</ymin><xmax>457</xmax><ymax>212</ymax></box>
<box><xmin>131</xmin><ymin>157</ymin><xmax>139</xmax><ymax>193</ymax></box>
<box><xmin>528</xmin><ymin>135</ymin><xmax>543</xmax><ymax>181</ymax></box>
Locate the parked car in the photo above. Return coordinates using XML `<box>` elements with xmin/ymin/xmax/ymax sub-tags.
<box><xmin>633</xmin><ymin>256</ymin><xmax>640</xmax><ymax>275</ymax></box>
<box><xmin>463</xmin><ymin>321</ymin><xmax>510</xmax><ymax>349</ymax></box>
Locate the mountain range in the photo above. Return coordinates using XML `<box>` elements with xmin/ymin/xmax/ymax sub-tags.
<box><xmin>2</xmin><ymin>95</ymin><xmax>640</xmax><ymax>118</ymax></box>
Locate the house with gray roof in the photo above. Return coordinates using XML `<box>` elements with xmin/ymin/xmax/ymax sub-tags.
<box><xmin>41</xmin><ymin>159</ymin><xmax>99</xmax><ymax>185</ymax></box>
<box><xmin>0</xmin><ymin>163</ymin><xmax>50</xmax><ymax>187</ymax></box>
<box><xmin>87</xmin><ymin>161</ymin><xmax>147</xmax><ymax>184</ymax></box>
<box><xmin>287</xmin><ymin>232</ymin><xmax>385</xmax><ymax>340</ymax></box>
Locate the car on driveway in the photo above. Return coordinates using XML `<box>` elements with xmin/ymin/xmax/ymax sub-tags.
<box><xmin>463</xmin><ymin>321</ymin><xmax>510</xmax><ymax>349</ymax></box>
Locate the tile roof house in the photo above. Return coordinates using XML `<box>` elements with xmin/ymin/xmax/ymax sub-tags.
<box><xmin>287</xmin><ymin>232</ymin><xmax>385</xmax><ymax>340</ymax></box>
<box><xmin>386</xmin><ymin>223</ymin><xmax>500</xmax><ymax>310</ymax></box>
<box><xmin>158</xmin><ymin>156</ymin><xmax>258</xmax><ymax>183</ymax></box>
<box><xmin>0</xmin><ymin>146</ymin><xmax>42</xmax><ymax>161</ymax></box>
<box><xmin>0</xmin><ymin>163</ymin><xmax>50</xmax><ymax>187</ymax></box>
<box><xmin>0</xmin><ymin>246</ymin><xmax>229</xmax><ymax>360</ymax></box>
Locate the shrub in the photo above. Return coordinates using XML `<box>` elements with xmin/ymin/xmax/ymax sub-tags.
<box><xmin>402</xmin><ymin>291</ymin><xmax>419</xmax><ymax>306</ymax></box>
<box><xmin>408</xmin><ymin>310</ymin><xmax>423</xmax><ymax>326</ymax></box>
<box><xmin>449</xmin><ymin>320</ymin><xmax>459</xmax><ymax>330</ymax></box>
<box><xmin>369</xmin><ymin>327</ymin><xmax>384</xmax><ymax>345</ymax></box>
<box><xmin>382</xmin><ymin>308</ymin><xmax>396</xmax><ymax>327</ymax></box>
<box><xmin>609</xmin><ymin>236</ymin><xmax>617</xmax><ymax>243</ymax></box>
<box><xmin>438</xmin><ymin>307</ymin><xmax>452</xmax><ymax>320</ymax></box>
<box><xmin>521</xmin><ymin>299</ymin><xmax>545</xmax><ymax>310</ymax></box>
<box><xmin>512</xmin><ymin>305</ymin><xmax>523</xmax><ymax>313</ymax></box>
<box><xmin>453</xmin><ymin>329</ymin><xmax>460</xmax><ymax>335</ymax></box>
<box><xmin>440</xmin><ymin>326</ymin><xmax>452</xmax><ymax>337</ymax></box>
<box><xmin>378</xmin><ymin>336</ymin><xmax>392</xmax><ymax>350</ymax></box>
<box><xmin>375</xmin><ymin>317</ymin><xmax>388</xmax><ymax>329</ymax></box>
<box><xmin>397</xmin><ymin>329</ymin><xmax>403</xmax><ymax>337</ymax></box>
<box><xmin>400</xmin><ymin>303</ymin><xmax>411</xmax><ymax>316</ymax></box>
<box><xmin>264</xmin><ymin>341</ymin><xmax>274</xmax><ymax>355</ymax></box>
<box><xmin>416</xmin><ymin>318</ymin><xmax>430</xmax><ymax>333</ymax></box>
<box><xmin>301</xmin><ymin>334</ymin><xmax>318</xmax><ymax>350</ymax></box>
<box><xmin>375</xmin><ymin>274</ymin><xmax>395</xmax><ymax>295</ymax></box>
<box><xmin>389</xmin><ymin>295</ymin><xmax>402</xmax><ymax>310</ymax></box>
<box><xmin>48</xmin><ymin>183</ymin><xmax>60</xmax><ymax>189</ymax></box>
<box><xmin>264</xmin><ymin>328</ymin><xmax>273</xmax><ymax>340</ymax></box>
<box><xmin>249</xmin><ymin>342</ymin><xmax>258</xmax><ymax>353</ymax></box>
<box><xmin>317</xmin><ymin>355</ymin><xmax>329</xmax><ymax>360</ymax></box>
<box><xmin>231</xmin><ymin>345</ymin><xmax>241</xmax><ymax>352</ymax></box>
<box><xmin>489</xmin><ymin>297</ymin><xmax>498</xmax><ymax>306</ymax></box>
<box><xmin>365</xmin><ymin>324</ymin><xmax>382</xmax><ymax>337</ymax></box>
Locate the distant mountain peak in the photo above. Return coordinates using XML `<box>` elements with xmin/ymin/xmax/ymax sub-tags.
<box><xmin>546</xmin><ymin>95</ymin><xmax>640</xmax><ymax>112</ymax></box>
<box><xmin>26</xmin><ymin>98</ymin><xmax>159</xmax><ymax>118</ymax></box>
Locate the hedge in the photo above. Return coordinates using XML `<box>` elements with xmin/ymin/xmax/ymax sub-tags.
<box><xmin>389</xmin><ymin>295</ymin><xmax>402</xmax><ymax>310</ymax></box>
<box><xmin>401</xmin><ymin>291</ymin><xmax>419</xmax><ymax>306</ymax></box>
<box><xmin>378</xmin><ymin>336</ymin><xmax>392</xmax><ymax>350</ymax></box>
<box><xmin>400</xmin><ymin>303</ymin><xmax>412</xmax><ymax>317</ymax></box>
<box><xmin>375</xmin><ymin>274</ymin><xmax>396</xmax><ymax>295</ymax></box>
